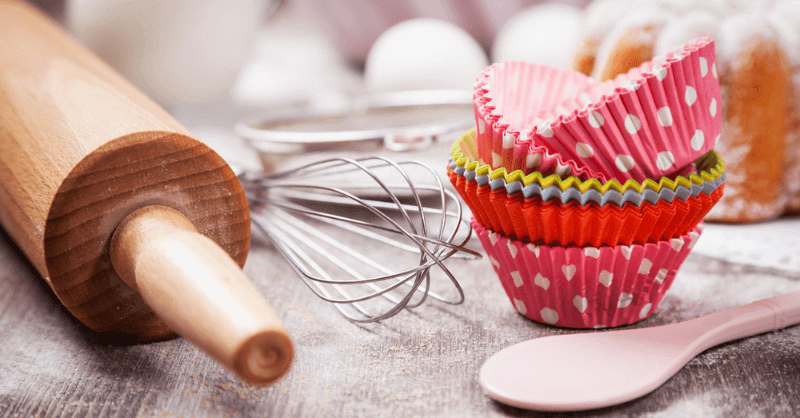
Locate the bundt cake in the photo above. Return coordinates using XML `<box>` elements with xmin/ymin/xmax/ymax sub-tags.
<box><xmin>571</xmin><ymin>0</ymin><xmax>800</xmax><ymax>222</ymax></box>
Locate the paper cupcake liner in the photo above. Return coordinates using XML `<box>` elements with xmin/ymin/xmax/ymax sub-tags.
<box><xmin>448</xmin><ymin>160</ymin><xmax>725</xmax><ymax>208</ymax></box>
<box><xmin>451</xmin><ymin>129</ymin><xmax>726</xmax><ymax>195</ymax></box>
<box><xmin>474</xmin><ymin>220</ymin><xmax>702</xmax><ymax>328</ymax></box>
<box><xmin>475</xmin><ymin>37</ymin><xmax>721</xmax><ymax>182</ymax></box>
<box><xmin>474</xmin><ymin>61</ymin><xmax>597</xmax><ymax>180</ymax></box>
<box><xmin>453</xmin><ymin>169</ymin><xmax>721</xmax><ymax>246</ymax></box>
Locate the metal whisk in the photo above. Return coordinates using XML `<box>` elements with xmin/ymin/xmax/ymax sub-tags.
<box><xmin>239</xmin><ymin>156</ymin><xmax>479</xmax><ymax>322</ymax></box>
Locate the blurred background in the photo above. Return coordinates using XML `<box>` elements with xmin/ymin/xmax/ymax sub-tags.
<box><xmin>30</xmin><ymin>0</ymin><xmax>589</xmax><ymax>105</ymax></box>
<box><xmin>19</xmin><ymin>0</ymin><xmax>800</xmax><ymax>231</ymax></box>
<box><xmin>23</xmin><ymin>0</ymin><xmax>591</xmax><ymax>172</ymax></box>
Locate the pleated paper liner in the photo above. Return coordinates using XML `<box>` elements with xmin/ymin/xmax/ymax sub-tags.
<box><xmin>451</xmin><ymin>129</ymin><xmax>726</xmax><ymax>196</ymax></box>
<box><xmin>452</xmin><ymin>168</ymin><xmax>721</xmax><ymax>247</ymax></box>
<box><xmin>473</xmin><ymin>61</ymin><xmax>597</xmax><ymax>180</ymax></box>
<box><xmin>448</xmin><ymin>159</ymin><xmax>725</xmax><ymax>208</ymax></box>
<box><xmin>474</xmin><ymin>220</ymin><xmax>703</xmax><ymax>328</ymax></box>
<box><xmin>474</xmin><ymin>37</ymin><xmax>721</xmax><ymax>182</ymax></box>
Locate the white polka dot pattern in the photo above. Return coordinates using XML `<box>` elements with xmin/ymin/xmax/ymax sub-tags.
<box><xmin>502</xmin><ymin>133</ymin><xmax>515</xmax><ymax>149</ymax></box>
<box><xmin>507</xmin><ymin>241</ymin><xmax>518</xmax><ymax>258</ymax></box>
<box><xmin>563</xmin><ymin>265</ymin><xmax>576</xmax><ymax>281</ymax></box>
<box><xmin>540</xmin><ymin>308</ymin><xmax>559</xmax><ymax>324</ymax></box>
<box><xmin>573</xmin><ymin>296</ymin><xmax>588</xmax><ymax>313</ymax></box>
<box><xmin>555</xmin><ymin>164</ymin><xmax>572</xmax><ymax>178</ymax></box>
<box><xmin>652</xmin><ymin>65</ymin><xmax>668</xmax><ymax>81</ymax></box>
<box><xmin>687</xmin><ymin>231</ymin><xmax>700</xmax><ymax>249</ymax></box>
<box><xmin>474</xmin><ymin>220</ymin><xmax>703</xmax><ymax>329</ymax></box>
<box><xmin>599</xmin><ymin>271</ymin><xmax>613</xmax><ymax>287</ymax></box>
<box><xmin>588</xmin><ymin>110</ymin><xmax>604</xmax><ymax>128</ymax></box>
<box><xmin>639</xmin><ymin>258</ymin><xmax>653</xmax><ymax>274</ymax></box>
<box><xmin>639</xmin><ymin>303</ymin><xmax>653</xmax><ymax>319</ymax></box>
<box><xmin>657</xmin><ymin>107</ymin><xmax>673</xmax><ymax>127</ymax></box>
<box><xmin>526</xmin><ymin>153</ymin><xmax>541</xmax><ymax>169</ymax></box>
<box><xmin>624</xmin><ymin>114</ymin><xmax>642</xmax><ymax>134</ymax></box>
<box><xmin>656</xmin><ymin>151</ymin><xmax>675</xmax><ymax>171</ymax></box>
<box><xmin>534</xmin><ymin>273</ymin><xmax>550</xmax><ymax>290</ymax></box>
<box><xmin>654</xmin><ymin>269</ymin><xmax>668</xmax><ymax>285</ymax></box>
<box><xmin>699</xmin><ymin>57</ymin><xmax>708</xmax><ymax>77</ymax></box>
<box><xmin>491</xmin><ymin>152</ymin><xmax>502</xmax><ymax>169</ymax></box>
<box><xmin>514</xmin><ymin>299</ymin><xmax>527</xmax><ymax>315</ymax></box>
<box><xmin>538</xmin><ymin>121</ymin><xmax>554</xmax><ymax>138</ymax></box>
<box><xmin>576</xmin><ymin>143</ymin><xmax>594</xmax><ymax>158</ymax></box>
<box><xmin>615</xmin><ymin>154</ymin><xmax>635</xmax><ymax>172</ymax></box>
<box><xmin>618</xmin><ymin>293</ymin><xmax>633</xmax><ymax>308</ymax></box>
<box><xmin>511</xmin><ymin>271</ymin><xmax>524</xmax><ymax>287</ymax></box>
<box><xmin>691</xmin><ymin>130</ymin><xmax>705</xmax><ymax>151</ymax></box>
<box><xmin>685</xmin><ymin>86</ymin><xmax>697</xmax><ymax>105</ymax></box>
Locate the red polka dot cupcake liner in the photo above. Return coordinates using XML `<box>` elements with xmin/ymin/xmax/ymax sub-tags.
<box><xmin>452</xmin><ymin>168</ymin><xmax>722</xmax><ymax>247</ymax></box>
<box><xmin>474</xmin><ymin>37</ymin><xmax>721</xmax><ymax>183</ymax></box>
<box><xmin>474</xmin><ymin>220</ymin><xmax>703</xmax><ymax>328</ymax></box>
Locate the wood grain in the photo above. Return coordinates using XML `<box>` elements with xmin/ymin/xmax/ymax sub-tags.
<box><xmin>110</xmin><ymin>206</ymin><xmax>292</xmax><ymax>384</ymax></box>
<box><xmin>2</xmin><ymin>216</ymin><xmax>800</xmax><ymax>417</ymax></box>
<box><xmin>0</xmin><ymin>0</ymin><xmax>251</xmax><ymax>339</ymax></box>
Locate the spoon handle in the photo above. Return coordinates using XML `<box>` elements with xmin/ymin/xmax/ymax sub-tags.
<box><xmin>695</xmin><ymin>290</ymin><xmax>800</xmax><ymax>351</ymax></box>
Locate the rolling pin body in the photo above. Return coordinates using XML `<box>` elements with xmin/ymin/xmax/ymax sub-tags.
<box><xmin>0</xmin><ymin>0</ymin><xmax>292</xmax><ymax>383</ymax></box>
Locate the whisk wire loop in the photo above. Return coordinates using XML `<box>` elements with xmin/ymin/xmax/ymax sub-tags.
<box><xmin>243</xmin><ymin>156</ymin><xmax>478</xmax><ymax>322</ymax></box>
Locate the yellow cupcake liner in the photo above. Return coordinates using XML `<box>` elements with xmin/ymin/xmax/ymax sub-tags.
<box><xmin>450</xmin><ymin>129</ymin><xmax>725</xmax><ymax>195</ymax></box>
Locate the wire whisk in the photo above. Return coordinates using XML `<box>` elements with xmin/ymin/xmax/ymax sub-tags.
<box><xmin>240</xmin><ymin>156</ymin><xmax>479</xmax><ymax>322</ymax></box>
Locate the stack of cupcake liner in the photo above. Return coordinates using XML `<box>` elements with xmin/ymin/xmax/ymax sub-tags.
<box><xmin>447</xmin><ymin>155</ymin><xmax>725</xmax><ymax>210</ymax></box>
<box><xmin>454</xmin><ymin>38</ymin><xmax>725</xmax><ymax>328</ymax></box>
<box><xmin>448</xmin><ymin>130</ymin><xmax>725</xmax><ymax>247</ymax></box>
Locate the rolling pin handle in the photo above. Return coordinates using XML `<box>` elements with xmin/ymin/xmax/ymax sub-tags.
<box><xmin>110</xmin><ymin>206</ymin><xmax>293</xmax><ymax>384</ymax></box>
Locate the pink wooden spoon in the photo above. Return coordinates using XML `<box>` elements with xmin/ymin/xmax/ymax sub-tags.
<box><xmin>479</xmin><ymin>291</ymin><xmax>800</xmax><ymax>411</ymax></box>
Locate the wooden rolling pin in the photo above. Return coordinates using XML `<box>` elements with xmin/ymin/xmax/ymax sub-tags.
<box><xmin>0</xmin><ymin>0</ymin><xmax>293</xmax><ymax>384</ymax></box>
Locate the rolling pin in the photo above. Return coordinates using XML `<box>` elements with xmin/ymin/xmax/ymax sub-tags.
<box><xmin>0</xmin><ymin>0</ymin><xmax>293</xmax><ymax>384</ymax></box>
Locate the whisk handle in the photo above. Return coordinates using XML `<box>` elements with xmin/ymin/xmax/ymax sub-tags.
<box><xmin>110</xmin><ymin>206</ymin><xmax>293</xmax><ymax>384</ymax></box>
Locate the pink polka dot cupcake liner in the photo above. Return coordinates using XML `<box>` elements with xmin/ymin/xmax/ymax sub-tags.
<box><xmin>474</xmin><ymin>220</ymin><xmax>703</xmax><ymax>328</ymax></box>
<box><xmin>474</xmin><ymin>61</ymin><xmax>597</xmax><ymax>180</ymax></box>
<box><xmin>474</xmin><ymin>37</ymin><xmax>721</xmax><ymax>183</ymax></box>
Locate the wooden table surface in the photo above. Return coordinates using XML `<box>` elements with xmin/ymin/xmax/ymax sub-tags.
<box><xmin>2</xmin><ymin>115</ymin><xmax>800</xmax><ymax>417</ymax></box>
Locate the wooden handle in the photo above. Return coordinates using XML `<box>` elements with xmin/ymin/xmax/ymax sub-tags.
<box><xmin>110</xmin><ymin>206</ymin><xmax>293</xmax><ymax>384</ymax></box>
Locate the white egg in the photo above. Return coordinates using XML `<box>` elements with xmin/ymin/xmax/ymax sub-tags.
<box><xmin>492</xmin><ymin>4</ymin><xmax>582</xmax><ymax>69</ymax></box>
<box><xmin>364</xmin><ymin>18</ymin><xmax>489</xmax><ymax>93</ymax></box>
